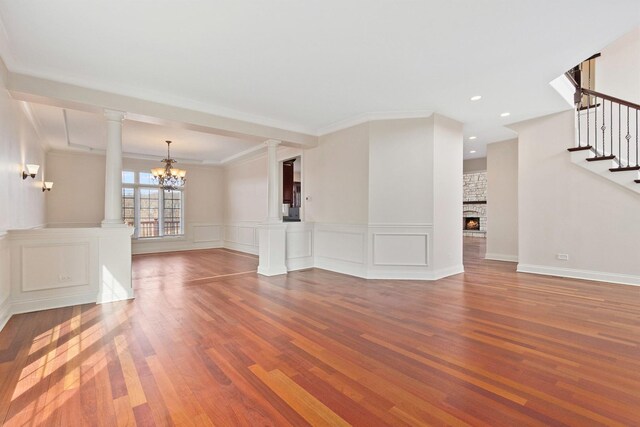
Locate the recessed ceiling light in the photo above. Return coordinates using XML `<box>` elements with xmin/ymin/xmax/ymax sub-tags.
<box><xmin>468</xmin><ymin>136</ymin><xmax>477</xmax><ymax>140</ymax></box>
<box><xmin>470</xmin><ymin>95</ymin><xmax>482</xmax><ymax>101</ymax></box>
<box><xmin>500</xmin><ymin>112</ymin><xmax>511</xmax><ymax>117</ymax></box>
<box><xmin>470</xmin><ymin>150</ymin><xmax>477</xmax><ymax>154</ymax></box>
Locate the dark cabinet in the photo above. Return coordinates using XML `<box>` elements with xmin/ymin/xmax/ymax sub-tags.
<box><xmin>283</xmin><ymin>160</ymin><xmax>294</xmax><ymax>205</ymax></box>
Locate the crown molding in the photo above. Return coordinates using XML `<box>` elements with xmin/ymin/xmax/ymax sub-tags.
<box><xmin>46</xmin><ymin>148</ymin><xmax>223</xmax><ymax>167</ymax></box>
<box><xmin>219</xmin><ymin>144</ymin><xmax>267</xmax><ymax>166</ymax></box>
<box><xmin>18</xmin><ymin>100</ymin><xmax>50</xmax><ymax>152</ymax></box>
<box><xmin>316</xmin><ymin>110</ymin><xmax>434</xmax><ymax>136</ymax></box>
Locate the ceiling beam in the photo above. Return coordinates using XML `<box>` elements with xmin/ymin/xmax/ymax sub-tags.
<box><xmin>7</xmin><ymin>72</ymin><xmax>318</xmax><ymax>148</ymax></box>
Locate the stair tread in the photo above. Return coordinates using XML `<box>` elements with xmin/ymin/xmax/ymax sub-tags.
<box><xmin>567</xmin><ymin>146</ymin><xmax>593</xmax><ymax>152</ymax></box>
<box><xmin>586</xmin><ymin>155</ymin><xmax>616</xmax><ymax>161</ymax></box>
<box><xmin>609</xmin><ymin>166</ymin><xmax>640</xmax><ymax>172</ymax></box>
<box><xmin>636</xmin><ymin>180</ymin><xmax>640</xmax><ymax>184</ymax></box>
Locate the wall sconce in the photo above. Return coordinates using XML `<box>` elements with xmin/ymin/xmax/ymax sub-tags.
<box><xmin>22</xmin><ymin>164</ymin><xmax>40</xmax><ymax>179</ymax></box>
<box><xmin>42</xmin><ymin>181</ymin><xmax>54</xmax><ymax>192</ymax></box>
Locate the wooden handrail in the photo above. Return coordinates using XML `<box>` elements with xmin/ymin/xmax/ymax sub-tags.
<box><xmin>564</xmin><ymin>71</ymin><xmax>579</xmax><ymax>89</ymax></box>
<box><xmin>581</xmin><ymin>88</ymin><xmax>640</xmax><ymax>110</ymax></box>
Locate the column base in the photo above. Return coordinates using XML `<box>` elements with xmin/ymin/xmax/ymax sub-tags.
<box><xmin>96</xmin><ymin>226</ymin><xmax>135</xmax><ymax>303</ymax></box>
<box><xmin>257</xmin><ymin>222</ymin><xmax>288</xmax><ymax>276</ymax></box>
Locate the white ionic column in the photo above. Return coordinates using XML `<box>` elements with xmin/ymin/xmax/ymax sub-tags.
<box><xmin>266</xmin><ymin>139</ymin><xmax>282</xmax><ymax>223</ymax></box>
<box><xmin>102</xmin><ymin>109</ymin><xmax>126</xmax><ymax>227</ymax></box>
<box><xmin>258</xmin><ymin>139</ymin><xmax>287</xmax><ymax>276</ymax></box>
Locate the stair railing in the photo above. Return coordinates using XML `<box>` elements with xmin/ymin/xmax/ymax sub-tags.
<box><xmin>566</xmin><ymin>65</ymin><xmax>640</xmax><ymax>170</ymax></box>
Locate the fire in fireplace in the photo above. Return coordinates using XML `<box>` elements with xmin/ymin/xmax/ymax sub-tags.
<box><xmin>464</xmin><ymin>217</ymin><xmax>480</xmax><ymax>230</ymax></box>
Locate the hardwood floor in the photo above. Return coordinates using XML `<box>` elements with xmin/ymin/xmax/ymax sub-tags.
<box><xmin>1</xmin><ymin>239</ymin><xmax>639</xmax><ymax>426</ymax></box>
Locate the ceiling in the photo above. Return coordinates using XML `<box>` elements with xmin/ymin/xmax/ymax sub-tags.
<box><xmin>1</xmin><ymin>1</ymin><xmax>639</xmax><ymax>160</ymax></box>
<box><xmin>27</xmin><ymin>103</ymin><xmax>261</xmax><ymax>163</ymax></box>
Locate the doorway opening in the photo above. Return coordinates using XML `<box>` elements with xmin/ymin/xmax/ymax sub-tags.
<box><xmin>282</xmin><ymin>156</ymin><xmax>302</xmax><ymax>222</ymax></box>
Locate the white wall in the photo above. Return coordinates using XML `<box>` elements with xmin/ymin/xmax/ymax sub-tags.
<box><xmin>46</xmin><ymin>151</ymin><xmax>105</xmax><ymax>226</ymax></box>
<box><xmin>432</xmin><ymin>114</ymin><xmax>464</xmax><ymax>274</ymax></box>
<box><xmin>222</xmin><ymin>145</ymin><xmax>304</xmax><ymax>255</ymax></box>
<box><xmin>224</xmin><ymin>154</ymin><xmax>268</xmax><ymax>223</ymax></box>
<box><xmin>304</xmin><ymin>123</ymin><xmax>370</xmax><ymax>224</ymax></box>
<box><xmin>223</xmin><ymin>116</ymin><xmax>464</xmax><ymax>280</ymax></box>
<box><xmin>463</xmin><ymin>157</ymin><xmax>487</xmax><ymax>173</ymax></box>
<box><xmin>368</xmin><ymin>118</ymin><xmax>433</xmax><ymax>224</ymax></box>
<box><xmin>125</xmin><ymin>158</ymin><xmax>224</xmax><ymax>253</ymax></box>
<box><xmin>45</xmin><ymin>151</ymin><xmax>225</xmax><ymax>254</ymax></box>
<box><xmin>308</xmin><ymin>115</ymin><xmax>463</xmax><ymax>280</ymax></box>
<box><xmin>486</xmin><ymin>139</ymin><xmax>518</xmax><ymax>261</ymax></box>
<box><xmin>222</xmin><ymin>154</ymin><xmax>267</xmax><ymax>253</ymax></box>
<box><xmin>0</xmin><ymin>58</ymin><xmax>47</xmax><ymax>329</ymax></box>
<box><xmin>596</xmin><ymin>26</ymin><xmax>640</xmax><ymax>105</ymax></box>
<box><xmin>515</xmin><ymin>110</ymin><xmax>640</xmax><ymax>285</ymax></box>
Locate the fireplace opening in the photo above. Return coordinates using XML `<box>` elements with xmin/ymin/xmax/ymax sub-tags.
<box><xmin>464</xmin><ymin>217</ymin><xmax>480</xmax><ymax>231</ymax></box>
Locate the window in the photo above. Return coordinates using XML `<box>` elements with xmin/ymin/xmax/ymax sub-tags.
<box><xmin>163</xmin><ymin>189</ymin><xmax>182</xmax><ymax>236</ymax></box>
<box><xmin>122</xmin><ymin>187</ymin><xmax>135</xmax><ymax>227</ymax></box>
<box><xmin>121</xmin><ymin>171</ymin><xmax>184</xmax><ymax>238</ymax></box>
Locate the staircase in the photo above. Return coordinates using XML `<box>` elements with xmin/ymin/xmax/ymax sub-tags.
<box><xmin>565</xmin><ymin>58</ymin><xmax>640</xmax><ymax>194</ymax></box>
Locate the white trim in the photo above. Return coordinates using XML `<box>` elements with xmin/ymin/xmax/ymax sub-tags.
<box><xmin>372</xmin><ymin>233</ymin><xmax>429</xmax><ymax>267</ymax></box>
<box><xmin>47</xmin><ymin>148</ymin><xmax>225</xmax><ymax>167</ymax></box>
<box><xmin>11</xmin><ymin>292</ymin><xmax>97</xmax><ymax>316</ymax></box>
<box><xmin>317</xmin><ymin>110</ymin><xmax>433</xmax><ymax>136</ymax></box>
<box><xmin>223</xmin><ymin>240</ymin><xmax>259</xmax><ymax>255</ymax></box>
<box><xmin>132</xmin><ymin>241</ymin><xmax>222</xmax><ymax>255</ymax></box>
<box><xmin>367</xmin><ymin>223</ymin><xmax>434</xmax><ymax>228</ymax></box>
<box><xmin>432</xmin><ymin>265</ymin><xmax>466</xmax><ymax>280</ymax></box>
<box><xmin>256</xmin><ymin>266</ymin><xmax>288</xmax><ymax>276</ymax></box>
<box><xmin>517</xmin><ymin>264</ymin><xmax>640</xmax><ymax>287</ymax></box>
<box><xmin>314</xmin><ymin>259</ymin><xmax>368</xmax><ymax>279</ymax></box>
<box><xmin>0</xmin><ymin>297</ymin><xmax>11</xmax><ymax>333</ymax></box>
<box><xmin>21</xmin><ymin>242</ymin><xmax>90</xmax><ymax>291</ymax></box>
<box><xmin>485</xmin><ymin>253</ymin><xmax>519</xmax><ymax>262</ymax></box>
<box><xmin>219</xmin><ymin>144</ymin><xmax>267</xmax><ymax>165</ymax></box>
<box><xmin>286</xmin><ymin>257</ymin><xmax>314</xmax><ymax>272</ymax></box>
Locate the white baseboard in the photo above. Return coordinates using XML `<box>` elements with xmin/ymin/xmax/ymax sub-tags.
<box><xmin>314</xmin><ymin>257</ymin><xmax>368</xmax><ymax>279</ymax></box>
<box><xmin>366</xmin><ymin>265</ymin><xmax>464</xmax><ymax>280</ymax></box>
<box><xmin>286</xmin><ymin>257</ymin><xmax>314</xmax><ymax>272</ymax></box>
<box><xmin>11</xmin><ymin>292</ymin><xmax>97</xmax><ymax>317</ymax></box>
<box><xmin>133</xmin><ymin>240</ymin><xmax>223</xmax><ymax>255</ymax></box>
<box><xmin>257</xmin><ymin>266</ymin><xmax>288</xmax><ymax>276</ymax></box>
<box><xmin>485</xmin><ymin>253</ymin><xmax>519</xmax><ymax>262</ymax></box>
<box><xmin>0</xmin><ymin>296</ymin><xmax>11</xmax><ymax>333</ymax></box>
<box><xmin>517</xmin><ymin>264</ymin><xmax>640</xmax><ymax>287</ymax></box>
<box><xmin>223</xmin><ymin>240</ymin><xmax>259</xmax><ymax>255</ymax></box>
<box><xmin>432</xmin><ymin>264</ymin><xmax>466</xmax><ymax>280</ymax></box>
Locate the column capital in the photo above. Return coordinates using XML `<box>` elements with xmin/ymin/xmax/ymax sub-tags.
<box><xmin>104</xmin><ymin>109</ymin><xmax>126</xmax><ymax>122</ymax></box>
<box><xmin>264</xmin><ymin>139</ymin><xmax>282</xmax><ymax>148</ymax></box>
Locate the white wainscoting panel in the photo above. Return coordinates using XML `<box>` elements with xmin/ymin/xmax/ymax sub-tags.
<box><xmin>373</xmin><ymin>233</ymin><xmax>428</xmax><ymax>266</ymax></box>
<box><xmin>285</xmin><ymin>222</ymin><xmax>314</xmax><ymax>271</ymax></box>
<box><xmin>22</xmin><ymin>243</ymin><xmax>90</xmax><ymax>291</ymax></box>
<box><xmin>2</xmin><ymin>226</ymin><xmax>134</xmax><ymax>332</ymax></box>
<box><xmin>314</xmin><ymin>224</ymin><xmax>368</xmax><ymax>278</ymax></box>
<box><xmin>224</xmin><ymin>222</ymin><xmax>259</xmax><ymax>254</ymax></box>
<box><xmin>366</xmin><ymin>224</ymin><xmax>436</xmax><ymax>279</ymax></box>
<box><xmin>132</xmin><ymin>223</ymin><xmax>222</xmax><ymax>254</ymax></box>
<box><xmin>193</xmin><ymin>224</ymin><xmax>222</xmax><ymax>243</ymax></box>
<box><xmin>0</xmin><ymin>234</ymin><xmax>11</xmax><ymax>331</ymax></box>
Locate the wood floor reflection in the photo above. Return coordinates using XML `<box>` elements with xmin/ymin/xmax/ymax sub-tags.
<box><xmin>1</xmin><ymin>239</ymin><xmax>638</xmax><ymax>425</ymax></box>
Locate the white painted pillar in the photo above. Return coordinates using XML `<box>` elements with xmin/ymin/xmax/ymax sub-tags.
<box><xmin>258</xmin><ymin>139</ymin><xmax>287</xmax><ymax>276</ymax></box>
<box><xmin>266</xmin><ymin>139</ymin><xmax>282</xmax><ymax>223</ymax></box>
<box><xmin>102</xmin><ymin>110</ymin><xmax>126</xmax><ymax>227</ymax></box>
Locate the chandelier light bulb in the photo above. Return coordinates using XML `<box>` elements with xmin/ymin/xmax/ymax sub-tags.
<box><xmin>150</xmin><ymin>140</ymin><xmax>187</xmax><ymax>191</ymax></box>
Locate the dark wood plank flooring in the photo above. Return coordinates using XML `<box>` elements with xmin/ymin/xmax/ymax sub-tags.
<box><xmin>0</xmin><ymin>239</ymin><xmax>639</xmax><ymax>426</ymax></box>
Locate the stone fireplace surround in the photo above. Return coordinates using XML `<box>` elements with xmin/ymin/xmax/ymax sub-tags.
<box><xmin>463</xmin><ymin>171</ymin><xmax>487</xmax><ymax>237</ymax></box>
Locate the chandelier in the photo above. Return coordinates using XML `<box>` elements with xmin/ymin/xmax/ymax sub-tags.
<box><xmin>151</xmin><ymin>140</ymin><xmax>186</xmax><ymax>191</ymax></box>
